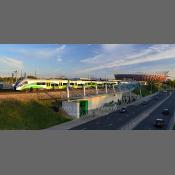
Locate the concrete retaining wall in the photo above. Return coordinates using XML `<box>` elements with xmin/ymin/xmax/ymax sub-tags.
<box><xmin>62</xmin><ymin>92</ymin><xmax>123</xmax><ymax>119</ymax></box>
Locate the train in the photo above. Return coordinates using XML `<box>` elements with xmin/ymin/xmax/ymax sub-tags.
<box><xmin>14</xmin><ymin>78</ymin><xmax>119</xmax><ymax>91</ymax></box>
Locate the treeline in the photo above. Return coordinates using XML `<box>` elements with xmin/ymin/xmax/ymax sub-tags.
<box><xmin>164</xmin><ymin>79</ymin><xmax>175</xmax><ymax>88</ymax></box>
<box><xmin>0</xmin><ymin>75</ymin><xmax>37</xmax><ymax>83</ymax></box>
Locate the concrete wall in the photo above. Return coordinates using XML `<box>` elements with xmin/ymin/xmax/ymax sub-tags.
<box><xmin>85</xmin><ymin>93</ymin><xmax>123</xmax><ymax>110</ymax></box>
<box><xmin>62</xmin><ymin>92</ymin><xmax>123</xmax><ymax>118</ymax></box>
<box><xmin>62</xmin><ymin>101</ymin><xmax>79</xmax><ymax>118</ymax></box>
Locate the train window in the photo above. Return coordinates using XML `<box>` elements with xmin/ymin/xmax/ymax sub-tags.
<box><xmin>70</xmin><ymin>83</ymin><xmax>74</xmax><ymax>85</ymax></box>
<box><xmin>51</xmin><ymin>83</ymin><xmax>58</xmax><ymax>86</ymax></box>
<box><xmin>63</xmin><ymin>83</ymin><xmax>67</xmax><ymax>85</ymax></box>
<box><xmin>37</xmin><ymin>82</ymin><xmax>46</xmax><ymax>85</ymax></box>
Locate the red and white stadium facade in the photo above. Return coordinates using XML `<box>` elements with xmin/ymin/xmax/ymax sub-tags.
<box><xmin>114</xmin><ymin>72</ymin><xmax>168</xmax><ymax>82</ymax></box>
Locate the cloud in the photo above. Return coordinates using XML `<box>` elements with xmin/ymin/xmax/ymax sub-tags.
<box><xmin>102</xmin><ymin>44</ymin><xmax>122</xmax><ymax>52</ymax></box>
<box><xmin>57</xmin><ymin>58</ymin><xmax>62</xmax><ymax>62</ymax></box>
<box><xmin>78</xmin><ymin>44</ymin><xmax>175</xmax><ymax>74</ymax></box>
<box><xmin>16</xmin><ymin>45</ymin><xmax>66</xmax><ymax>60</ymax></box>
<box><xmin>0</xmin><ymin>56</ymin><xmax>23</xmax><ymax>69</ymax></box>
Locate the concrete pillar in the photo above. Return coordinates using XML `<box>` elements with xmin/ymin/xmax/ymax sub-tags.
<box><xmin>67</xmin><ymin>86</ymin><xmax>70</xmax><ymax>99</ymax></box>
<box><xmin>96</xmin><ymin>85</ymin><xmax>98</xmax><ymax>95</ymax></box>
<box><xmin>105</xmin><ymin>83</ymin><xmax>108</xmax><ymax>94</ymax></box>
<box><xmin>83</xmin><ymin>85</ymin><xmax>86</xmax><ymax>96</ymax></box>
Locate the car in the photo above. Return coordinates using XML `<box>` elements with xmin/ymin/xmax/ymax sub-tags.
<box><xmin>119</xmin><ymin>107</ymin><xmax>127</xmax><ymax>113</ymax></box>
<box><xmin>154</xmin><ymin>118</ymin><xmax>165</xmax><ymax>128</ymax></box>
<box><xmin>162</xmin><ymin>108</ymin><xmax>169</xmax><ymax>115</ymax></box>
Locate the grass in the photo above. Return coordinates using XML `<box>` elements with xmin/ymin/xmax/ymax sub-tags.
<box><xmin>0</xmin><ymin>99</ymin><xmax>71</xmax><ymax>130</ymax></box>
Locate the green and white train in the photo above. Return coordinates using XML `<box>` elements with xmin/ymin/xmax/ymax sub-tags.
<box><xmin>14</xmin><ymin>78</ymin><xmax>119</xmax><ymax>91</ymax></box>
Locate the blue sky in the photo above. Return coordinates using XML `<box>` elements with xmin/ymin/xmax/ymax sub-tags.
<box><xmin>0</xmin><ymin>44</ymin><xmax>175</xmax><ymax>79</ymax></box>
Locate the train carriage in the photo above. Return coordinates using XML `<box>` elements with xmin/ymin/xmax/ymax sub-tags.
<box><xmin>14</xmin><ymin>78</ymin><xmax>119</xmax><ymax>91</ymax></box>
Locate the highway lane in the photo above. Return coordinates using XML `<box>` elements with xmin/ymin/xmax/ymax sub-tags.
<box><xmin>134</xmin><ymin>91</ymin><xmax>175</xmax><ymax>130</ymax></box>
<box><xmin>71</xmin><ymin>92</ymin><xmax>169</xmax><ymax>130</ymax></box>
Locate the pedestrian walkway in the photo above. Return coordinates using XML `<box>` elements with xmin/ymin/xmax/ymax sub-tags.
<box><xmin>47</xmin><ymin>92</ymin><xmax>159</xmax><ymax>130</ymax></box>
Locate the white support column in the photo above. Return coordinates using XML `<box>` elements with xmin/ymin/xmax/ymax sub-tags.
<box><xmin>67</xmin><ymin>86</ymin><xmax>70</xmax><ymax>99</ymax></box>
<box><xmin>96</xmin><ymin>85</ymin><xmax>98</xmax><ymax>95</ymax></box>
<box><xmin>83</xmin><ymin>85</ymin><xmax>86</xmax><ymax>97</ymax></box>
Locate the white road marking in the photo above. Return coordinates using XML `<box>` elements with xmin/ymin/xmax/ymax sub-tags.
<box><xmin>120</xmin><ymin>94</ymin><xmax>171</xmax><ymax>130</ymax></box>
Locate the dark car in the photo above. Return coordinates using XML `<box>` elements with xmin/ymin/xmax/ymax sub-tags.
<box><xmin>162</xmin><ymin>108</ymin><xmax>169</xmax><ymax>115</ymax></box>
<box><xmin>154</xmin><ymin>118</ymin><xmax>165</xmax><ymax>128</ymax></box>
<box><xmin>119</xmin><ymin>107</ymin><xmax>127</xmax><ymax>113</ymax></box>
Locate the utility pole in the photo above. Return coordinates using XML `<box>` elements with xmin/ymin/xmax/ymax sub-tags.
<box><xmin>12</xmin><ymin>73</ymin><xmax>14</xmax><ymax>83</ymax></box>
<box><xmin>21</xmin><ymin>70</ymin><xmax>23</xmax><ymax>78</ymax></box>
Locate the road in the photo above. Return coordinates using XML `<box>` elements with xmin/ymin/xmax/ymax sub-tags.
<box><xmin>134</xmin><ymin>91</ymin><xmax>175</xmax><ymax>130</ymax></box>
<box><xmin>71</xmin><ymin>91</ymin><xmax>170</xmax><ymax>130</ymax></box>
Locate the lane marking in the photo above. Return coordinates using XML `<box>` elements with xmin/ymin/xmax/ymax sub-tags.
<box><xmin>120</xmin><ymin>94</ymin><xmax>171</xmax><ymax>130</ymax></box>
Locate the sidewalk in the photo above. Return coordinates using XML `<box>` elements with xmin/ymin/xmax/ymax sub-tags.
<box><xmin>47</xmin><ymin>92</ymin><xmax>159</xmax><ymax>130</ymax></box>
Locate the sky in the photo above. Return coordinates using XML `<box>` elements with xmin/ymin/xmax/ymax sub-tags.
<box><xmin>0</xmin><ymin>44</ymin><xmax>175</xmax><ymax>79</ymax></box>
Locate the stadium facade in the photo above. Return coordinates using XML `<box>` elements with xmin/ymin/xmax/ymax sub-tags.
<box><xmin>114</xmin><ymin>72</ymin><xmax>168</xmax><ymax>82</ymax></box>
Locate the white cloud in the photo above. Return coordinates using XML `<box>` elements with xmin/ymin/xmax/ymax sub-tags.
<box><xmin>57</xmin><ymin>58</ymin><xmax>62</xmax><ymax>62</ymax></box>
<box><xmin>78</xmin><ymin>44</ymin><xmax>175</xmax><ymax>74</ymax></box>
<box><xmin>0</xmin><ymin>56</ymin><xmax>23</xmax><ymax>70</ymax></box>
<box><xmin>102</xmin><ymin>44</ymin><xmax>122</xmax><ymax>52</ymax></box>
<box><xmin>16</xmin><ymin>45</ymin><xmax>66</xmax><ymax>60</ymax></box>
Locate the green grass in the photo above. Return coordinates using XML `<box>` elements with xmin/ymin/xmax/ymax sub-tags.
<box><xmin>0</xmin><ymin>99</ymin><xmax>71</xmax><ymax>130</ymax></box>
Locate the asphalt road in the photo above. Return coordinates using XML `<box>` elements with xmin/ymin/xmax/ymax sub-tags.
<box><xmin>71</xmin><ymin>91</ymin><xmax>169</xmax><ymax>130</ymax></box>
<box><xmin>134</xmin><ymin>91</ymin><xmax>175</xmax><ymax>130</ymax></box>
